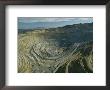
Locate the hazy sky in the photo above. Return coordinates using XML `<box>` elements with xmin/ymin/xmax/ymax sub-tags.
<box><xmin>18</xmin><ymin>17</ymin><xmax>93</xmax><ymax>23</ymax></box>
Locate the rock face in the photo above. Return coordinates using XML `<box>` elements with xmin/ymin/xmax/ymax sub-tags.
<box><xmin>18</xmin><ymin>23</ymin><xmax>93</xmax><ymax>73</ymax></box>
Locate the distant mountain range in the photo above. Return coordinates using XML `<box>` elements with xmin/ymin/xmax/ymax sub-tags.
<box><xmin>18</xmin><ymin>23</ymin><xmax>93</xmax><ymax>33</ymax></box>
<box><xmin>18</xmin><ymin>19</ymin><xmax>93</xmax><ymax>30</ymax></box>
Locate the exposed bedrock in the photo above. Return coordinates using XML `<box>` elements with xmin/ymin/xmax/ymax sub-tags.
<box><xmin>18</xmin><ymin>29</ymin><xmax>93</xmax><ymax>73</ymax></box>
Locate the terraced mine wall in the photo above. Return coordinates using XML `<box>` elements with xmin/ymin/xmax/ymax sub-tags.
<box><xmin>18</xmin><ymin>23</ymin><xmax>93</xmax><ymax>73</ymax></box>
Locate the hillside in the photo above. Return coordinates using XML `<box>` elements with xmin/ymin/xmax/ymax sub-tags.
<box><xmin>18</xmin><ymin>23</ymin><xmax>93</xmax><ymax>73</ymax></box>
